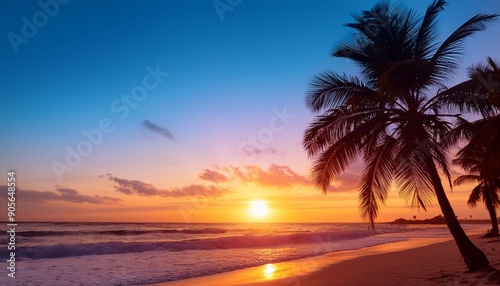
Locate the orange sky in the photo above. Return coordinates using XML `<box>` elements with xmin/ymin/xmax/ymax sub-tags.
<box><xmin>0</xmin><ymin>161</ymin><xmax>492</xmax><ymax>223</ymax></box>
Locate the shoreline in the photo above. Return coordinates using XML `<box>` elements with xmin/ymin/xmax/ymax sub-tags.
<box><xmin>152</xmin><ymin>233</ymin><xmax>500</xmax><ymax>286</ymax></box>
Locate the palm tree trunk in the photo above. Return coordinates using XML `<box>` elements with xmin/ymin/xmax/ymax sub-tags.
<box><xmin>424</xmin><ymin>156</ymin><xmax>490</xmax><ymax>271</ymax></box>
<box><xmin>484</xmin><ymin>193</ymin><xmax>499</xmax><ymax>236</ymax></box>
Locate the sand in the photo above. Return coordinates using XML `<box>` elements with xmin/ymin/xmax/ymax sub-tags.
<box><xmin>153</xmin><ymin>234</ymin><xmax>500</xmax><ymax>286</ymax></box>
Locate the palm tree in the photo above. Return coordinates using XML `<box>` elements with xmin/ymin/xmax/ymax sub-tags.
<box><xmin>303</xmin><ymin>0</ymin><xmax>497</xmax><ymax>271</ymax></box>
<box><xmin>441</xmin><ymin>57</ymin><xmax>500</xmax><ymax>118</ymax></box>
<box><xmin>454</xmin><ymin>141</ymin><xmax>500</xmax><ymax>236</ymax></box>
<box><xmin>443</xmin><ymin>58</ymin><xmax>500</xmax><ymax>236</ymax></box>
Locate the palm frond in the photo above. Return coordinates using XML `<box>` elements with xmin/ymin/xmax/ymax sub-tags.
<box><xmin>414</xmin><ymin>0</ymin><xmax>447</xmax><ymax>59</ymax></box>
<box><xmin>310</xmin><ymin>136</ymin><xmax>361</xmax><ymax>192</ymax></box>
<box><xmin>333</xmin><ymin>1</ymin><xmax>421</xmax><ymax>85</ymax></box>
<box><xmin>393</xmin><ymin>125</ymin><xmax>436</xmax><ymax>209</ymax></box>
<box><xmin>440</xmin><ymin>80</ymin><xmax>497</xmax><ymax>116</ymax></box>
<box><xmin>306</xmin><ymin>72</ymin><xmax>379</xmax><ymax>112</ymax></box>
<box><xmin>454</xmin><ymin>174</ymin><xmax>480</xmax><ymax>186</ymax></box>
<box><xmin>455</xmin><ymin>117</ymin><xmax>500</xmax><ymax>172</ymax></box>
<box><xmin>359</xmin><ymin>136</ymin><xmax>396</xmax><ymax>228</ymax></box>
<box><xmin>467</xmin><ymin>184</ymin><xmax>484</xmax><ymax>207</ymax></box>
<box><xmin>468</xmin><ymin>56</ymin><xmax>500</xmax><ymax>77</ymax></box>
<box><xmin>441</xmin><ymin>117</ymin><xmax>474</xmax><ymax>148</ymax></box>
<box><xmin>303</xmin><ymin>107</ymin><xmax>384</xmax><ymax>158</ymax></box>
<box><xmin>432</xmin><ymin>14</ymin><xmax>499</xmax><ymax>81</ymax></box>
<box><xmin>308</xmin><ymin>109</ymin><xmax>392</xmax><ymax>192</ymax></box>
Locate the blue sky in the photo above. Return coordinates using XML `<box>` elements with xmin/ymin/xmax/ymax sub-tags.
<box><xmin>1</xmin><ymin>0</ymin><xmax>499</xmax><ymax>222</ymax></box>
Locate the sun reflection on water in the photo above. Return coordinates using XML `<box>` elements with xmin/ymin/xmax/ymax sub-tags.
<box><xmin>263</xmin><ymin>263</ymin><xmax>277</xmax><ymax>279</ymax></box>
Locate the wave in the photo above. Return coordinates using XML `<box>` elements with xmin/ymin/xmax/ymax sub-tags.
<box><xmin>17</xmin><ymin>227</ymin><xmax>227</xmax><ymax>237</ymax></box>
<box><xmin>11</xmin><ymin>229</ymin><xmax>379</xmax><ymax>260</ymax></box>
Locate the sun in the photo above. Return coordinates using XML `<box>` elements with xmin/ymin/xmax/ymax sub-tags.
<box><xmin>249</xmin><ymin>199</ymin><xmax>269</xmax><ymax>219</ymax></box>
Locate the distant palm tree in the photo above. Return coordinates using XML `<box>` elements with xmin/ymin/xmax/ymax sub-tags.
<box><xmin>453</xmin><ymin>124</ymin><xmax>500</xmax><ymax>236</ymax></box>
<box><xmin>441</xmin><ymin>57</ymin><xmax>500</xmax><ymax>117</ymax></box>
<box><xmin>303</xmin><ymin>0</ymin><xmax>497</xmax><ymax>270</ymax></box>
<box><xmin>443</xmin><ymin>58</ymin><xmax>500</xmax><ymax>236</ymax></box>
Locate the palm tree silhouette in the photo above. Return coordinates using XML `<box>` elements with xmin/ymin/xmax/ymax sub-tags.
<box><xmin>444</xmin><ymin>57</ymin><xmax>500</xmax><ymax>236</ymax></box>
<box><xmin>303</xmin><ymin>0</ymin><xmax>497</xmax><ymax>271</ymax></box>
<box><xmin>454</xmin><ymin>132</ymin><xmax>500</xmax><ymax>236</ymax></box>
<box><xmin>441</xmin><ymin>57</ymin><xmax>500</xmax><ymax>117</ymax></box>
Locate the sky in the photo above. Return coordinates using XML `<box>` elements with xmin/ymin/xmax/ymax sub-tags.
<box><xmin>1</xmin><ymin>0</ymin><xmax>499</xmax><ymax>223</ymax></box>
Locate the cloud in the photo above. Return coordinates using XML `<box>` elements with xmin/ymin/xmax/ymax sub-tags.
<box><xmin>325</xmin><ymin>171</ymin><xmax>360</xmax><ymax>193</ymax></box>
<box><xmin>199</xmin><ymin>169</ymin><xmax>228</xmax><ymax>183</ymax></box>
<box><xmin>106</xmin><ymin>176</ymin><xmax>161</xmax><ymax>196</ymax></box>
<box><xmin>0</xmin><ymin>185</ymin><xmax>122</xmax><ymax>205</ymax></box>
<box><xmin>105</xmin><ymin>174</ymin><xmax>230</xmax><ymax>197</ymax></box>
<box><xmin>169</xmin><ymin>185</ymin><xmax>231</xmax><ymax>197</ymax></box>
<box><xmin>203</xmin><ymin>164</ymin><xmax>361</xmax><ymax>192</ymax></box>
<box><xmin>142</xmin><ymin>120</ymin><xmax>175</xmax><ymax>141</ymax></box>
<box><xmin>237</xmin><ymin>146</ymin><xmax>279</xmax><ymax>157</ymax></box>
<box><xmin>239</xmin><ymin>164</ymin><xmax>310</xmax><ymax>187</ymax></box>
<box><xmin>212</xmin><ymin>164</ymin><xmax>311</xmax><ymax>188</ymax></box>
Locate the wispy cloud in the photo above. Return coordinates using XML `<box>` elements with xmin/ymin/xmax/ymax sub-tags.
<box><xmin>238</xmin><ymin>164</ymin><xmax>310</xmax><ymax>187</ymax></box>
<box><xmin>199</xmin><ymin>169</ymin><xmax>228</xmax><ymax>183</ymax></box>
<box><xmin>210</xmin><ymin>164</ymin><xmax>311</xmax><ymax>188</ymax></box>
<box><xmin>105</xmin><ymin>174</ymin><xmax>231</xmax><ymax>197</ymax></box>
<box><xmin>0</xmin><ymin>185</ymin><xmax>122</xmax><ymax>205</ymax></box>
<box><xmin>237</xmin><ymin>146</ymin><xmax>280</xmax><ymax>157</ymax></box>
<box><xmin>201</xmin><ymin>164</ymin><xmax>360</xmax><ymax>192</ymax></box>
<box><xmin>142</xmin><ymin>119</ymin><xmax>175</xmax><ymax>141</ymax></box>
<box><xmin>325</xmin><ymin>171</ymin><xmax>360</xmax><ymax>193</ymax></box>
<box><xmin>170</xmin><ymin>185</ymin><xmax>230</xmax><ymax>197</ymax></box>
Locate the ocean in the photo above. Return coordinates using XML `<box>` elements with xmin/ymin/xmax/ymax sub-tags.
<box><xmin>0</xmin><ymin>222</ymin><xmax>487</xmax><ymax>285</ymax></box>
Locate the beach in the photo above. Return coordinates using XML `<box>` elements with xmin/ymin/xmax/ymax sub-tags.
<box><xmin>157</xmin><ymin>233</ymin><xmax>500</xmax><ymax>286</ymax></box>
